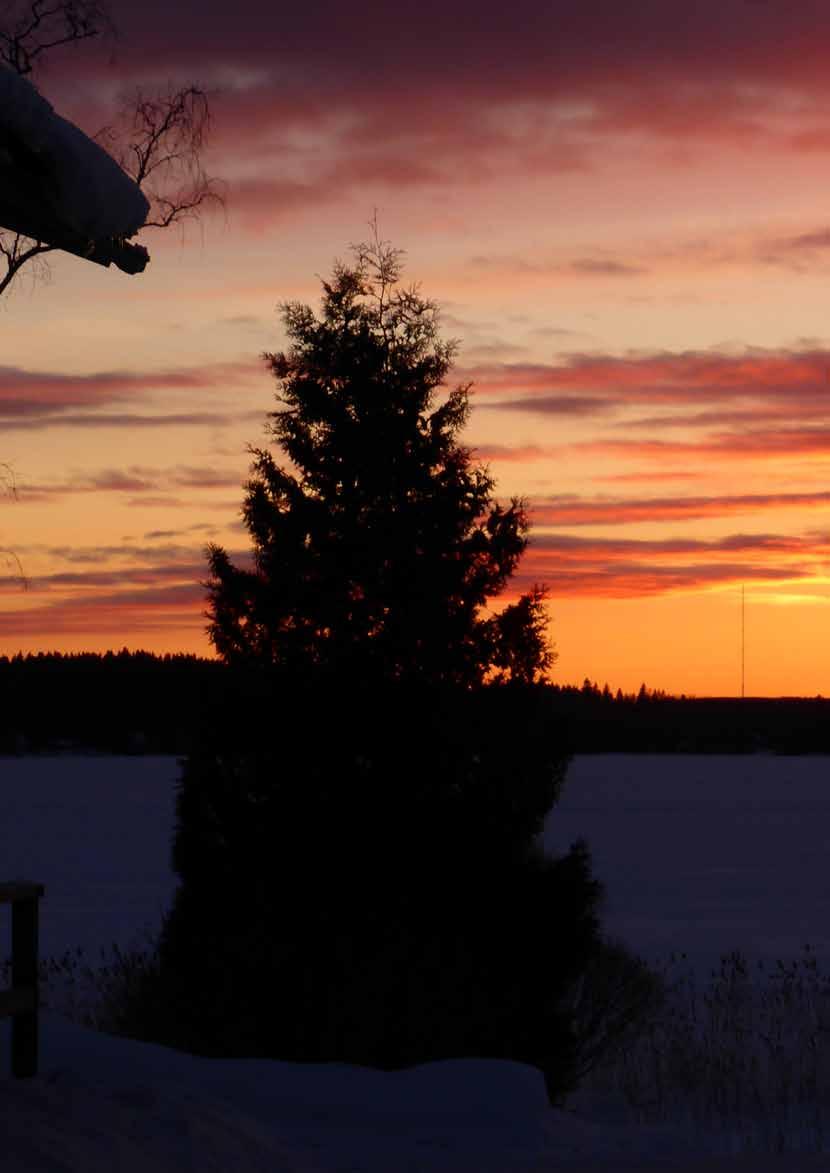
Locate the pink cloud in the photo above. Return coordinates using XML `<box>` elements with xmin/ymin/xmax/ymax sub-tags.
<box><xmin>510</xmin><ymin>529</ymin><xmax>821</xmax><ymax>598</ymax></box>
<box><xmin>576</xmin><ymin>427</ymin><xmax>830</xmax><ymax>464</ymax></box>
<box><xmin>512</xmin><ymin>557</ymin><xmax>806</xmax><ymax>600</ymax></box>
<box><xmin>568</xmin><ymin>259</ymin><xmax>648</xmax><ymax>277</ymax></box>
<box><xmin>81</xmin><ymin>1</ymin><xmax>830</xmax><ymax>112</ymax></box>
<box><xmin>26</xmin><ymin>0</ymin><xmax>830</xmax><ymax>242</ymax></box>
<box><xmin>15</xmin><ymin>465</ymin><xmax>246</xmax><ymax>502</ymax></box>
<box><xmin>0</xmin><ymin>583</ymin><xmax>207</xmax><ymax>637</ymax></box>
<box><xmin>0</xmin><ymin>412</ymin><xmax>247</xmax><ymax>432</ymax></box>
<box><xmin>0</xmin><ymin>360</ymin><xmax>260</xmax><ymax>419</ymax></box>
<box><xmin>780</xmin><ymin>227</ymin><xmax>830</xmax><ymax>250</ymax></box>
<box><xmin>599</xmin><ymin>470</ymin><xmax>704</xmax><ymax>483</ymax></box>
<box><xmin>529</xmin><ymin>532</ymin><xmax>825</xmax><ymax>556</ymax></box>
<box><xmin>463</xmin><ymin>350</ymin><xmax>830</xmax><ymax>455</ymax></box>
<box><xmin>473</xmin><ymin>444</ymin><xmax>555</xmax><ymax>463</ymax></box>
<box><xmin>26</xmin><ymin>563</ymin><xmax>207</xmax><ymax>591</ymax></box>
<box><xmin>463</xmin><ymin>348</ymin><xmax>830</xmax><ymax>404</ymax></box>
<box><xmin>530</xmin><ymin>490</ymin><xmax>830</xmax><ymax>526</ymax></box>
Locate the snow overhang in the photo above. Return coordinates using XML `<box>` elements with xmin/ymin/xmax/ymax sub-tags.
<box><xmin>0</xmin><ymin>66</ymin><xmax>150</xmax><ymax>274</ymax></box>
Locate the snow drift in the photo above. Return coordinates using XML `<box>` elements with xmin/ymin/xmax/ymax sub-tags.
<box><xmin>0</xmin><ymin>1011</ymin><xmax>759</xmax><ymax>1172</ymax></box>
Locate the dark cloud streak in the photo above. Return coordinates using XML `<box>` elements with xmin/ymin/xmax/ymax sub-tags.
<box><xmin>34</xmin><ymin>0</ymin><xmax>830</xmax><ymax>233</ymax></box>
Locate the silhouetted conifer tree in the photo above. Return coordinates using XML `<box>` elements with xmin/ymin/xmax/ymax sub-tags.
<box><xmin>204</xmin><ymin>231</ymin><xmax>552</xmax><ymax>686</ymax></box>
<box><xmin>156</xmin><ymin>230</ymin><xmax>619</xmax><ymax>1103</ymax></box>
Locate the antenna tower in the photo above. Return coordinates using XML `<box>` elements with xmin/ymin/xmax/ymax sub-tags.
<box><xmin>741</xmin><ymin>583</ymin><xmax>745</xmax><ymax>700</ymax></box>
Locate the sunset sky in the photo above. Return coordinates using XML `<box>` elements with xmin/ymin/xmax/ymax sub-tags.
<box><xmin>5</xmin><ymin>0</ymin><xmax>830</xmax><ymax>696</ymax></box>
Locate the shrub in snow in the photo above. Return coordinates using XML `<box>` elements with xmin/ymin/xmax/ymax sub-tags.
<box><xmin>570</xmin><ymin>944</ymin><xmax>830</xmax><ymax>1153</ymax></box>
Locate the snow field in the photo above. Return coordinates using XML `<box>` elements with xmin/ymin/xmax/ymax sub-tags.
<box><xmin>4</xmin><ymin>752</ymin><xmax>830</xmax><ymax>1167</ymax></box>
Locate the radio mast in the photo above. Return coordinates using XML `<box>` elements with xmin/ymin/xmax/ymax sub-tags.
<box><xmin>741</xmin><ymin>583</ymin><xmax>745</xmax><ymax>700</ymax></box>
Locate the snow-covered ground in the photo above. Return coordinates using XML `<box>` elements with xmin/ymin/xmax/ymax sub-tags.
<box><xmin>2</xmin><ymin>752</ymin><xmax>830</xmax><ymax>1171</ymax></box>
<box><xmin>0</xmin><ymin>755</ymin><xmax>177</xmax><ymax>963</ymax></box>
<box><xmin>544</xmin><ymin>753</ymin><xmax>830</xmax><ymax>976</ymax></box>
<box><xmin>4</xmin><ymin>1013</ymin><xmax>744</xmax><ymax>1172</ymax></box>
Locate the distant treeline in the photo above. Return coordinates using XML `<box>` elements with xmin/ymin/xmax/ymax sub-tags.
<box><xmin>549</xmin><ymin>679</ymin><xmax>830</xmax><ymax>755</ymax></box>
<box><xmin>0</xmin><ymin>650</ymin><xmax>221</xmax><ymax>755</ymax></box>
<box><xmin>0</xmin><ymin>651</ymin><xmax>828</xmax><ymax>755</ymax></box>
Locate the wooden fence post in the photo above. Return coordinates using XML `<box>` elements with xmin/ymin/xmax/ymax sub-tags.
<box><xmin>12</xmin><ymin>893</ymin><xmax>39</xmax><ymax>1077</ymax></box>
<box><xmin>0</xmin><ymin>882</ymin><xmax>44</xmax><ymax>1078</ymax></box>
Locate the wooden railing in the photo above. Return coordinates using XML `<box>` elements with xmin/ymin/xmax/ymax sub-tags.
<box><xmin>0</xmin><ymin>882</ymin><xmax>44</xmax><ymax>1077</ymax></box>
